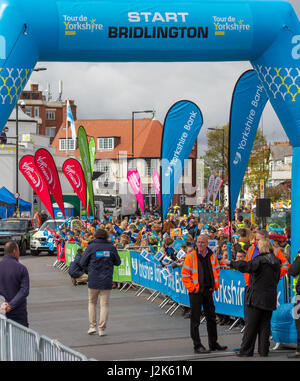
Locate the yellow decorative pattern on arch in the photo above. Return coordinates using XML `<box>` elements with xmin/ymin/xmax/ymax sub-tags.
<box><xmin>254</xmin><ymin>65</ymin><xmax>300</xmax><ymax>102</ymax></box>
<box><xmin>0</xmin><ymin>68</ymin><xmax>33</xmax><ymax>105</ymax></box>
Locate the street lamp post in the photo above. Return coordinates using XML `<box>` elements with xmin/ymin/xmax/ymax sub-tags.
<box><xmin>131</xmin><ymin>110</ymin><xmax>155</xmax><ymax>209</ymax></box>
<box><xmin>16</xmin><ymin>103</ymin><xmax>19</xmax><ymax>214</ymax></box>
<box><xmin>131</xmin><ymin>110</ymin><xmax>155</xmax><ymax>158</ymax></box>
<box><xmin>15</xmin><ymin>67</ymin><xmax>47</xmax><ymax>215</ymax></box>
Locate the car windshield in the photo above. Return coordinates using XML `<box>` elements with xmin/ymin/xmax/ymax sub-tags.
<box><xmin>0</xmin><ymin>220</ymin><xmax>28</xmax><ymax>231</ymax></box>
<box><xmin>39</xmin><ymin>220</ymin><xmax>65</xmax><ymax>231</ymax></box>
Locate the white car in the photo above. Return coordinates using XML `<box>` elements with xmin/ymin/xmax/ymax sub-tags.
<box><xmin>30</xmin><ymin>219</ymin><xmax>85</xmax><ymax>256</ymax></box>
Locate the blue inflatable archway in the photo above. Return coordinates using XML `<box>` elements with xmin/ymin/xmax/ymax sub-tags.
<box><xmin>0</xmin><ymin>0</ymin><xmax>300</xmax><ymax>259</ymax></box>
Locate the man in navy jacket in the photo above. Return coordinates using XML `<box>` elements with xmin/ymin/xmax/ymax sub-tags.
<box><xmin>0</xmin><ymin>241</ymin><xmax>30</xmax><ymax>327</ymax></box>
<box><xmin>80</xmin><ymin>229</ymin><xmax>121</xmax><ymax>336</ymax></box>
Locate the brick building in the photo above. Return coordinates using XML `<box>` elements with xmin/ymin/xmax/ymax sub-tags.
<box><xmin>19</xmin><ymin>84</ymin><xmax>77</xmax><ymax>141</ymax></box>
<box><xmin>52</xmin><ymin>118</ymin><xmax>198</xmax><ymax>208</ymax></box>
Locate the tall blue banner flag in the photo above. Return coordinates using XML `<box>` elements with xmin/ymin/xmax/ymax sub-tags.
<box><xmin>161</xmin><ymin>100</ymin><xmax>203</xmax><ymax>220</ymax></box>
<box><xmin>228</xmin><ymin>70</ymin><xmax>268</xmax><ymax>221</ymax></box>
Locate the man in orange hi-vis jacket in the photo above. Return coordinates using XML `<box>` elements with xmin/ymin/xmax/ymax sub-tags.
<box><xmin>244</xmin><ymin>230</ymin><xmax>290</xmax><ymax>286</ymax></box>
<box><xmin>181</xmin><ymin>234</ymin><xmax>227</xmax><ymax>354</ymax></box>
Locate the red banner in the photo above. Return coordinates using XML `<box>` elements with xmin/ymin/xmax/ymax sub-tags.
<box><xmin>19</xmin><ymin>155</ymin><xmax>54</xmax><ymax>218</ymax></box>
<box><xmin>63</xmin><ymin>159</ymin><xmax>87</xmax><ymax>209</ymax></box>
<box><xmin>34</xmin><ymin>149</ymin><xmax>65</xmax><ymax>217</ymax></box>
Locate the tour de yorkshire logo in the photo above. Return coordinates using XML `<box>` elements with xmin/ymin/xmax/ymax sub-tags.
<box><xmin>63</xmin><ymin>15</ymin><xmax>104</xmax><ymax>36</ymax></box>
<box><xmin>213</xmin><ymin>16</ymin><xmax>251</xmax><ymax>36</ymax></box>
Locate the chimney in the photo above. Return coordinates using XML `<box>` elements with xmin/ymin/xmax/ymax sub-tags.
<box><xmin>31</xmin><ymin>84</ymin><xmax>39</xmax><ymax>92</ymax></box>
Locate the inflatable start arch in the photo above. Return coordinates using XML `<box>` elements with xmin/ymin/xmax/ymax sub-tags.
<box><xmin>0</xmin><ymin>0</ymin><xmax>300</xmax><ymax>257</ymax></box>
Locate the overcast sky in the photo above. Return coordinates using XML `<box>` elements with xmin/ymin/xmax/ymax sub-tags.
<box><xmin>28</xmin><ymin>0</ymin><xmax>300</xmax><ymax>155</ymax></box>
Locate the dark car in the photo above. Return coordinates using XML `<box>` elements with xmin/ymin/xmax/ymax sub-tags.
<box><xmin>0</xmin><ymin>218</ymin><xmax>35</xmax><ymax>256</ymax></box>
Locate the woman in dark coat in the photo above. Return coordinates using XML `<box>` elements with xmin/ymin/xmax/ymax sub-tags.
<box><xmin>225</xmin><ymin>238</ymin><xmax>281</xmax><ymax>357</ymax></box>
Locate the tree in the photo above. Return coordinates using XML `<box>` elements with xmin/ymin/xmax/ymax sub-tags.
<box><xmin>244</xmin><ymin>129</ymin><xmax>270</xmax><ymax>194</ymax></box>
<box><xmin>202</xmin><ymin>125</ymin><xmax>270</xmax><ymax>195</ymax></box>
<box><xmin>202</xmin><ymin>124</ymin><xmax>228</xmax><ymax>186</ymax></box>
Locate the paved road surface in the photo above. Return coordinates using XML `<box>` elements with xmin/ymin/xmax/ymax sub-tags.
<box><xmin>16</xmin><ymin>254</ymin><xmax>299</xmax><ymax>364</ymax></box>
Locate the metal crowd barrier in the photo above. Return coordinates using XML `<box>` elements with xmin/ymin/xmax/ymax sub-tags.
<box><xmin>52</xmin><ymin>247</ymin><xmax>293</xmax><ymax>327</ymax></box>
<box><xmin>0</xmin><ymin>314</ymin><xmax>90</xmax><ymax>361</ymax></box>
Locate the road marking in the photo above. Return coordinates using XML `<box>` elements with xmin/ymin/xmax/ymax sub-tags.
<box><xmin>117</xmin><ymin>351</ymin><xmax>236</xmax><ymax>361</ymax></box>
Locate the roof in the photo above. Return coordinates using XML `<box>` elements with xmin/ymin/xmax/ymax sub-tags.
<box><xmin>270</xmin><ymin>142</ymin><xmax>292</xmax><ymax>161</ymax></box>
<box><xmin>8</xmin><ymin>106</ymin><xmax>37</xmax><ymax>123</ymax></box>
<box><xmin>52</xmin><ymin>118</ymin><xmax>196</xmax><ymax>160</ymax></box>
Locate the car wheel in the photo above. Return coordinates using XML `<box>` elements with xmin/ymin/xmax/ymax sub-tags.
<box><xmin>31</xmin><ymin>250</ymin><xmax>39</xmax><ymax>256</ymax></box>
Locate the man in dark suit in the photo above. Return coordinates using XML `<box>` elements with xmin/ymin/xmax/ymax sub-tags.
<box><xmin>0</xmin><ymin>241</ymin><xmax>30</xmax><ymax>327</ymax></box>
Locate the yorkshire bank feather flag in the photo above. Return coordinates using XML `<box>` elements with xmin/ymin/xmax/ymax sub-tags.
<box><xmin>161</xmin><ymin>100</ymin><xmax>203</xmax><ymax>220</ymax></box>
<box><xmin>229</xmin><ymin>70</ymin><xmax>268</xmax><ymax>221</ymax></box>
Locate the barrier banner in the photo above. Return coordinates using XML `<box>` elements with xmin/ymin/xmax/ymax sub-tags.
<box><xmin>63</xmin><ymin>159</ymin><xmax>87</xmax><ymax>209</ymax></box>
<box><xmin>19</xmin><ymin>155</ymin><xmax>54</xmax><ymax>218</ymax></box>
<box><xmin>78</xmin><ymin>126</ymin><xmax>95</xmax><ymax>216</ymax></box>
<box><xmin>129</xmin><ymin>251</ymin><xmax>286</xmax><ymax>315</ymax></box>
<box><xmin>161</xmin><ymin>100</ymin><xmax>203</xmax><ymax>220</ymax></box>
<box><xmin>34</xmin><ymin>149</ymin><xmax>65</xmax><ymax>217</ymax></box>
<box><xmin>57</xmin><ymin>241</ymin><xmax>66</xmax><ymax>263</ymax></box>
<box><xmin>113</xmin><ymin>250</ymin><xmax>132</xmax><ymax>282</ymax></box>
<box><xmin>152</xmin><ymin>170</ymin><xmax>161</xmax><ymax>206</ymax></box>
<box><xmin>214</xmin><ymin>269</ymin><xmax>285</xmax><ymax>318</ymax></box>
<box><xmin>65</xmin><ymin>242</ymin><xmax>82</xmax><ymax>266</ymax></box>
<box><xmin>127</xmin><ymin>169</ymin><xmax>145</xmax><ymax>215</ymax></box>
<box><xmin>228</xmin><ymin>70</ymin><xmax>268</xmax><ymax>221</ymax></box>
<box><xmin>130</xmin><ymin>251</ymin><xmax>189</xmax><ymax>305</ymax></box>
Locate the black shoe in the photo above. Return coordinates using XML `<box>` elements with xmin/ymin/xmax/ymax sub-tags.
<box><xmin>235</xmin><ymin>351</ymin><xmax>253</xmax><ymax>357</ymax></box>
<box><xmin>287</xmin><ymin>352</ymin><xmax>300</xmax><ymax>359</ymax></box>
<box><xmin>194</xmin><ymin>346</ymin><xmax>211</xmax><ymax>354</ymax></box>
<box><xmin>210</xmin><ymin>343</ymin><xmax>228</xmax><ymax>351</ymax></box>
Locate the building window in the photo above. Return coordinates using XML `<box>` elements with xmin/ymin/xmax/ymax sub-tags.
<box><xmin>184</xmin><ymin>159</ymin><xmax>190</xmax><ymax>178</ymax></box>
<box><xmin>96</xmin><ymin>159</ymin><xmax>111</xmax><ymax>180</ymax></box>
<box><xmin>46</xmin><ymin>110</ymin><xmax>56</xmax><ymax>120</ymax></box>
<box><xmin>144</xmin><ymin>158</ymin><xmax>152</xmax><ymax>177</ymax></box>
<box><xmin>34</xmin><ymin>107</ymin><xmax>39</xmax><ymax>118</ymax></box>
<box><xmin>98</xmin><ymin>137</ymin><xmax>114</xmax><ymax>151</ymax></box>
<box><xmin>128</xmin><ymin>159</ymin><xmax>137</xmax><ymax>170</ymax></box>
<box><xmin>25</xmin><ymin>107</ymin><xmax>31</xmax><ymax>117</ymax></box>
<box><xmin>59</xmin><ymin>138</ymin><xmax>76</xmax><ymax>151</ymax></box>
<box><xmin>22</xmin><ymin>92</ymin><xmax>30</xmax><ymax>100</ymax></box>
<box><xmin>46</xmin><ymin>127</ymin><xmax>56</xmax><ymax>138</ymax></box>
<box><xmin>284</xmin><ymin>156</ymin><xmax>292</xmax><ymax>165</ymax></box>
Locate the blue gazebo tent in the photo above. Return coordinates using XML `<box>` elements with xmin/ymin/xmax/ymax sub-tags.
<box><xmin>0</xmin><ymin>187</ymin><xmax>32</xmax><ymax>218</ymax></box>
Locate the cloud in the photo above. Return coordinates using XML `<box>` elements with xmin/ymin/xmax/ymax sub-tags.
<box><xmin>28</xmin><ymin>0</ymin><xmax>299</xmax><ymax>150</ymax></box>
